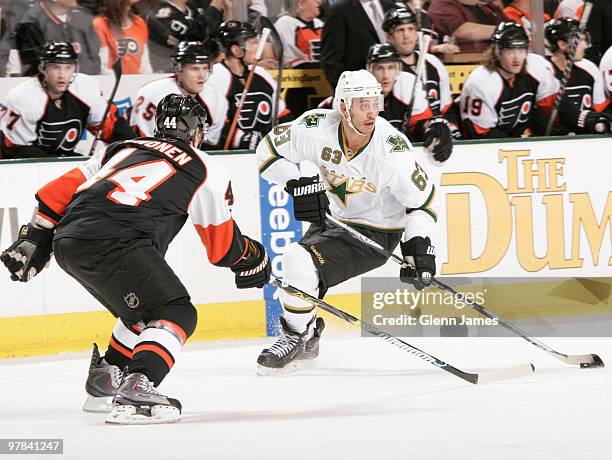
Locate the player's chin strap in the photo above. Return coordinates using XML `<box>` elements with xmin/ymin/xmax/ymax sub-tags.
<box><xmin>340</xmin><ymin>102</ymin><xmax>370</xmax><ymax>137</ymax></box>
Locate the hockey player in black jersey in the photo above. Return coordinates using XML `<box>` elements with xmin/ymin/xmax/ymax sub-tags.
<box><xmin>207</xmin><ymin>21</ymin><xmax>290</xmax><ymax>150</ymax></box>
<box><xmin>366</xmin><ymin>43</ymin><xmax>453</xmax><ymax>162</ymax></box>
<box><xmin>0</xmin><ymin>41</ymin><xmax>134</xmax><ymax>159</ymax></box>
<box><xmin>0</xmin><ymin>94</ymin><xmax>271</xmax><ymax>424</ymax></box>
<box><xmin>382</xmin><ymin>7</ymin><xmax>461</xmax><ymax>136</ymax></box>
<box><xmin>461</xmin><ymin>21</ymin><xmax>611</xmax><ymax>139</ymax></box>
<box><xmin>542</xmin><ymin>18</ymin><xmax>612</xmax><ymax>134</ymax></box>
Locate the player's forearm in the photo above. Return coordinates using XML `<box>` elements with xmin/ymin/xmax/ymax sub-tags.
<box><xmin>403</xmin><ymin>209</ymin><xmax>436</xmax><ymax>242</ymax></box>
<box><xmin>35</xmin><ymin>168</ymin><xmax>89</xmax><ymax>224</ymax></box>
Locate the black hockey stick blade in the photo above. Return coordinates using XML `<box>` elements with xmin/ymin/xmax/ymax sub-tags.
<box><xmin>272</xmin><ymin>278</ymin><xmax>535</xmax><ymax>384</ymax></box>
<box><xmin>325</xmin><ymin>214</ymin><xmax>605</xmax><ymax>369</ymax></box>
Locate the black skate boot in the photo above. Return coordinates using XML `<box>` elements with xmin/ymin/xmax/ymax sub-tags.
<box><xmin>257</xmin><ymin>316</ymin><xmax>325</xmax><ymax>375</ymax></box>
<box><xmin>82</xmin><ymin>343</ymin><xmax>123</xmax><ymax>413</ymax></box>
<box><xmin>106</xmin><ymin>373</ymin><xmax>182</xmax><ymax>425</ymax></box>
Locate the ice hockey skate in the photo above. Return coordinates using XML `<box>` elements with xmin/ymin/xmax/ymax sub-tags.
<box><xmin>257</xmin><ymin>316</ymin><xmax>325</xmax><ymax>376</ymax></box>
<box><xmin>82</xmin><ymin>343</ymin><xmax>122</xmax><ymax>413</ymax></box>
<box><xmin>105</xmin><ymin>373</ymin><xmax>182</xmax><ymax>425</ymax></box>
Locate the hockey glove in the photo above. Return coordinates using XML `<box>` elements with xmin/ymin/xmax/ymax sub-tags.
<box><xmin>423</xmin><ymin>118</ymin><xmax>453</xmax><ymax>162</ymax></box>
<box><xmin>231</xmin><ymin>236</ymin><xmax>271</xmax><ymax>289</ymax></box>
<box><xmin>400</xmin><ymin>236</ymin><xmax>436</xmax><ymax>290</ymax></box>
<box><xmin>1</xmin><ymin>223</ymin><xmax>54</xmax><ymax>282</ymax></box>
<box><xmin>285</xmin><ymin>176</ymin><xmax>329</xmax><ymax>226</ymax></box>
<box><xmin>577</xmin><ymin>111</ymin><xmax>612</xmax><ymax>134</ymax></box>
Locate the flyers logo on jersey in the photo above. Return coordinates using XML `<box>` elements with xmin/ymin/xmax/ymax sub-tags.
<box><xmin>117</xmin><ymin>38</ymin><xmax>139</xmax><ymax>57</ymax></box>
<box><xmin>499</xmin><ymin>92</ymin><xmax>534</xmax><ymax>129</ymax></box>
<box><xmin>236</xmin><ymin>92</ymin><xmax>274</xmax><ymax>129</ymax></box>
<box><xmin>38</xmin><ymin>119</ymin><xmax>82</xmax><ymax>152</ymax></box>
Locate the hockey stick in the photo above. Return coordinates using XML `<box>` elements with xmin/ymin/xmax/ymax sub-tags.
<box><xmin>400</xmin><ymin>32</ymin><xmax>431</xmax><ymax>135</ymax></box>
<box><xmin>544</xmin><ymin>1</ymin><xmax>593</xmax><ymax>136</ymax></box>
<box><xmin>223</xmin><ymin>28</ymin><xmax>272</xmax><ymax>150</ymax></box>
<box><xmin>325</xmin><ymin>214</ymin><xmax>605</xmax><ymax>368</ymax></box>
<box><xmin>271</xmin><ymin>276</ymin><xmax>534</xmax><ymax>384</ymax></box>
<box><xmin>257</xmin><ymin>16</ymin><xmax>283</xmax><ymax>128</ymax></box>
<box><xmin>88</xmin><ymin>58</ymin><xmax>122</xmax><ymax>156</ymax></box>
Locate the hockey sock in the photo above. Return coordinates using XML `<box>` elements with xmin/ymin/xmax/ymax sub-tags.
<box><xmin>104</xmin><ymin>319</ymin><xmax>141</xmax><ymax>369</ymax></box>
<box><xmin>129</xmin><ymin>300</ymin><xmax>197</xmax><ymax>386</ymax></box>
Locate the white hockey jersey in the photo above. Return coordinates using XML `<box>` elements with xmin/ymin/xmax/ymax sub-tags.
<box><xmin>600</xmin><ymin>46</ymin><xmax>612</xmax><ymax>100</ymax></box>
<box><xmin>129</xmin><ymin>76</ymin><xmax>228</xmax><ymax>147</ymax></box>
<box><xmin>274</xmin><ymin>15</ymin><xmax>324</xmax><ymax>68</ymax></box>
<box><xmin>401</xmin><ymin>52</ymin><xmax>453</xmax><ymax>116</ymax></box>
<box><xmin>256</xmin><ymin>109</ymin><xmax>436</xmax><ymax>240</ymax></box>
<box><xmin>207</xmin><ymin>62</ymin><xmax>288</xmax><ymax>149</ymax></box>
<box><xmin>0</xmin><ymin>73</ymin><xmax>108</xmax><ymax>153</ymax></box>
<box><xmin>460</xmin><ymin>53</ymin><xmax>558</xmax><ymax>137</ymax></box>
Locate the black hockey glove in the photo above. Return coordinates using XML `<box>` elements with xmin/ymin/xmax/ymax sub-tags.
<box><xmin>231</xmin><ymin>237</ymin><xmax>271</xmax><ymax>289</ymax></box>
<box><xmin>1</xmin><ymin>223</ymin><xmax>54</xmax><ymax>282</ymax></box>
<box><xmin>399</xmin><ymin>236</ymin><xmax>436</xmax><ymax>290</ymax></box>
<box><xmin>423</xmin><ymin>118</ymin><xmax>453</xmax><ymax>162</ymax></box>
<box><xmin>285</xmin><ymin>176</ymin><xmax>329</xmax><ymax>226</ymax></box>
<box><xmin>577</xmin><ymin>111</ymin><xmax>612</xmax><ymax>134</ymax></box>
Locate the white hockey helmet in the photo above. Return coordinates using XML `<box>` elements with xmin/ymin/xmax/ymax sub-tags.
<box><xmin>335</xmin><ymin>70</ymin><xmax>383</xmax><ymax>135</ymax></box>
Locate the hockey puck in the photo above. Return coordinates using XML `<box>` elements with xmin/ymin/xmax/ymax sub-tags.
<box><xmin>440</xmin><ymin>321</ymin><xmax>469</xmax><ymax>337</ymax></box>
<box><xmin>580</xmin><ymin>355</ymin><xmax>605</xmax><ymax>368</ymax></box>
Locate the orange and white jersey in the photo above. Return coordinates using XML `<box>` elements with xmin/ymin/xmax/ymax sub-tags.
<box><xmin>550</xmin><ymin>58</ymin><xmax>609</xmax><ymax>112</ymax></box>
<box><xmin>0</xmin><ymin>73</ymin><xmax>112</xmax><ymax>153</ymax></box>
<box><xmin>256</xmin><ymin>109</ymin><xmax>436</xmax><ymax>240</ymax></box>
<box><xmin>554</xmin><ymin>0</ymin><xmax>584</xmax><ymax>20</ymax></box>
<box><xmin>38</xmin><ymin>137</ymin><xmax>246</xmax><ymax>266</ymax></box>
<box><xmin>460</xmin><ymin>53</ymin><xmax>558</xmax><ymax>137</ymax></box>
<box><xmin>600</xmin><ymin>46</ymin><xmax>612</xmax><ymax>100</ymax></box>
<box><xmin>274</xmin><ymin>15</ymin><xmax>324</xmax><ymax>68</ymax></box>
<box><xmin>130</xmin><ymin>76</ymin><xmax>228</xmax><ymax>148</ymax></box>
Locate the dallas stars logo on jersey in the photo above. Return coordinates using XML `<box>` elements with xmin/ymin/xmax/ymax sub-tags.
<box><xmin>386</xmin><ymin>134</ymin><xmax>409</xmax><ymax>152</ymax></box>
<box><xmin>300</xmin><ymin>113</ymin><xmax>326</xmax><ymax>128</ymax></box>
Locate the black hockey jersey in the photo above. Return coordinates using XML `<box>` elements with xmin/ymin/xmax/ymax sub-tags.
<box><xmin>0</xmin><ymin>73</ymin><xmax>130</xmax><ymax>158</ymax></box>
<box><xmin>401</xmin><ymin>52</ymin><xmax>453</xmax><ymax>117</ymax></box>
<box><xmin>207</xmin><ymin>62</ymin><xmax>290</xmax><ymax>149</ymax></box>
<box><xmin>38</xmin><ymin>137</ymin><xmax>246</xmax><ymax>266</ymax></box>
<box><xmin>147</xmin><ymin>0</ymin><xmax>222</xmax><ymax>73</ymax></box>
<box><xmin>460</xmin><ymin>53</ymin><xmax>558</xmax><ymax>138</ymax></box>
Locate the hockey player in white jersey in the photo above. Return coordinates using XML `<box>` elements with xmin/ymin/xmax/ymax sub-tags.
<box><xmin>130</xmin><ymin>41</ymin><xmax>228</xmax><ymax>149</ymax></box>
<box><xmin>208</xmin><ymin>21</ymin><xmax>290</xmax><ymax>150</ymax></box>
<box><xmin>0</xmin><ymin>41</ymin><xmax>134</xmax><ymax>159</ymax></box>
<box><xmin>255</xmin><ymin>69</ymin><xmax>442</xmax><ymax>373</ymax></box>
<box><xmin>461</xmin><ymin>21</ymin><xmax>611</xmax><ymax>138</ymax></box>
<box><xmin>543</xmin><ymin>18</ymin><xmax>611</xmax><ymax>133</ymax></box>
<box><xmin>382</xmin><ymin>8</ymin><xmax>460</xmax><ymax>136</ymax></box>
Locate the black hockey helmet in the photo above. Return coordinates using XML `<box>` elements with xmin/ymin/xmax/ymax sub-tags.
<box><xmin>39</xmin><ymin>41</ymin><xmax>78</xmax><ymax>65</ymax></box>
<box><xmin>171</xmin><ymin>41</ymin><xmax>212</xmax><ymax>68</ymax></box>
<box><xmin>382</xmin><ymin>7</ymin><xmax>416</xmax><ymax>33</ymax></box>
<box><xmin>545</xmin><ymin>18</ymin><xmax>583</xmax><ymax>52</ymax></box>
<box><xmin>491</xmin><ymin>21</ymin><xmax>529</xmax><ymax>53</ymax></box>
<box><xmin>155</xmin><ymin>94</ymin><xmax>208</xmax><ymax>145</ymax></box>
<box><xmin>366</xmin><ymin>43</ymin><xmax>401</xmax><ymax>65</ymax></box>
<box><xmin>216</xmin><ymin>21</ymin><xmax>258</xmax><ymax>55</ymax></box>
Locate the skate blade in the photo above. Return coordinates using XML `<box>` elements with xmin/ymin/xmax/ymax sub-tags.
<box><xmin>83</xmin><ymin>395</ymin><xmax>114</xmax><ymax>413</ymax></box>
<box><xmin>105</xmin><ymin>404</ymin><xmax>181</xmax><ymax>425</ymax></box>
<box><xmin>257</xmin><ymin>361</ymin><xmax>300</xmax><ymax>376</ymax></box>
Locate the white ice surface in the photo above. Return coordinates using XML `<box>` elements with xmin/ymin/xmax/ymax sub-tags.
<box><xmin>1</xmin><ymin>333</ymin><xmax>611</xmax><ymax>460</ymax></box>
